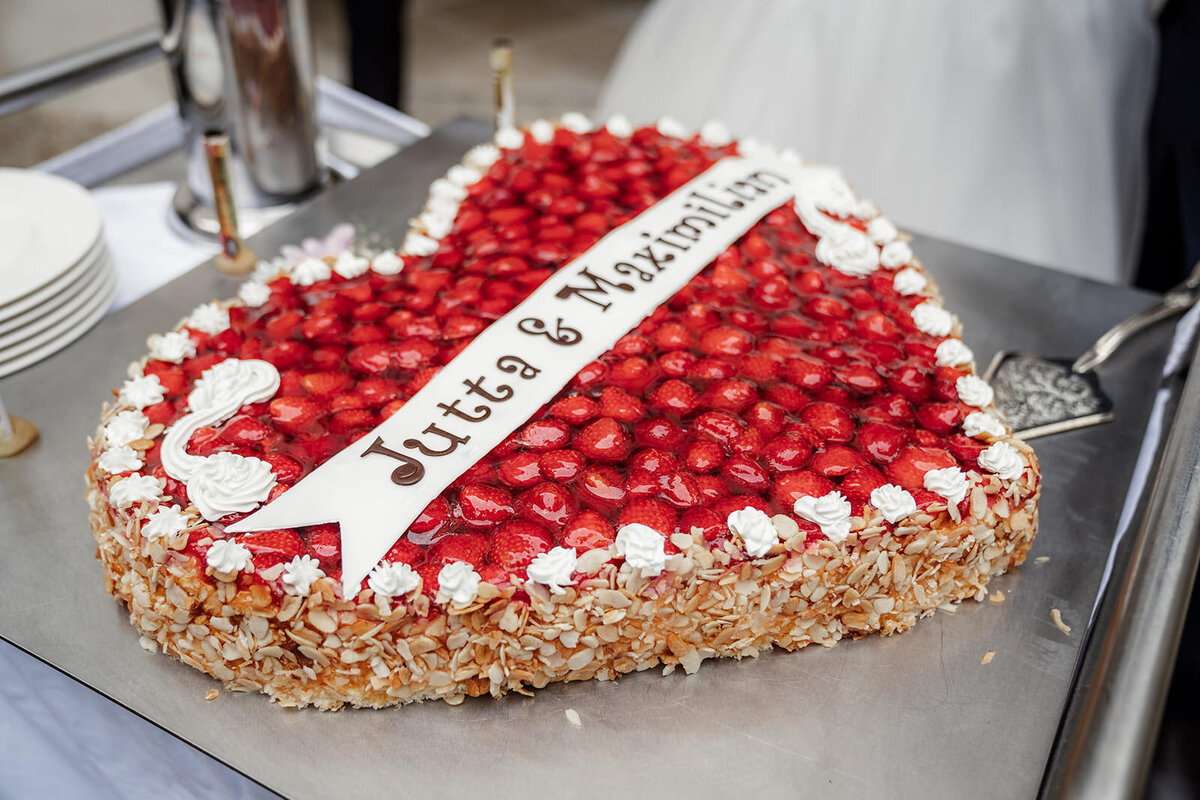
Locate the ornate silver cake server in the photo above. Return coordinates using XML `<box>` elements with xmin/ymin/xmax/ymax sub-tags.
<box><xmin>984</xmin><ymin>261</ymin><xmax>1200</xmax><ymax>439</ymax></box>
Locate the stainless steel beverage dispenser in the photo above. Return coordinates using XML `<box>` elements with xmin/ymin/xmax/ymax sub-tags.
<box><xmin>162</xmin><ymin>0</ymin><xmax>327</xmax><ymax>236</ymax></box>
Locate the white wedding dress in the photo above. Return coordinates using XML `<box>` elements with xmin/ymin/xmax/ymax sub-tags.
<box><xmin>597</xmin><ymin>0</ymin><xmax>1158</xmax><ymax>284</ymax></box>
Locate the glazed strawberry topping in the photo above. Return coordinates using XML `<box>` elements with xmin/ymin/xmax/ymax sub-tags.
<box><xmin>133</xmin><ymin>123</ymin><xmax>983</xmax><ymax>597</ymax></box>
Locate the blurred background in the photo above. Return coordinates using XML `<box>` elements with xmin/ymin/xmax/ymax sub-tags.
<box><xmin>1</xmin><ymin>0</ymin><xmax>1195</xmax><ymax>293</ymax></box>
<box><xmin>0</xmin><ymin>0</ymin><xmax>646</xmax><ymax>166</ymax></box>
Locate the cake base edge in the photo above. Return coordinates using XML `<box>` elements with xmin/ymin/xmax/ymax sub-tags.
<box><xmin>86</xmin><ymin>468</ymin><xmax>1039</xmax><ymax>711</ymax></box>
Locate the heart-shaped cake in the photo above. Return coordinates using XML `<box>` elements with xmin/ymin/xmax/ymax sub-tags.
<box><xmin>87</xmin><ymin>114</ymin><xmax>1040</xmax><ymax>709</ymax></box>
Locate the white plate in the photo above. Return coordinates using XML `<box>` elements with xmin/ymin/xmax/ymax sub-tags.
<box><xmin>0</xmin><ymin>256</ymin><xmax>111</xmax><ymax>349</ymax></box>
<box><xmin>0</xmin><ymin>265</ymin><xmax>116</xmax><ymax>379</ymax></box>
<box><xmin>0</xmin><ymin>169</ymin><xmax>103</xmax><ymax>307</ymax></box>
<box><xmin>0</xmin><ymin>244</ymin><xmax>110</xmax><ymax>337</ymax></box>
<box><xmin>0</xmin><ymin>235</ymin><xmax>107</xmax><ymax>321</ymax></box>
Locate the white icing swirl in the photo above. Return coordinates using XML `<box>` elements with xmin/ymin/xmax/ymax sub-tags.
<box><xmin>186</xmin><ymin>302</ymin><xmax>230</xmax><ymax>335</ymax></box>
<box><xmin>430</xmin><ymin>177</ymin><xmax>467</xmax><ymax>202</ymax></box>
<box><xmin>118</xmin><ymin>374</ymin><xmax>163</xmax><ymax>409</ymax></box>
<box><xmin>526</xmin><ymin>546</ymin><xmax>579</xmax><ymax>594</ymax></box>
<box><xmin>779</xmin><ymin>147</ymin><xmax>802</xmax><ymax>166</ymax></box>
<box><xmin>238</xmin><ymin>281</ymin><xmax>271</xmax><ymax>308</ymax></box>
<box><xmin>282</xmin><ymin>555</ymin><xmax>325</xmax><ymax>596</ymax></box>
<box><xmin>804</xmin><ymin>168</ymin><xmax>862</xmax><ymax>220</ymax></box>
<box><xmin>206</xmin><ymin>539</ymin><xmax>253</xmax><ymax>574</ymax></box>
<box><xmin>699</xmin><ymin>119</ymin><xmax>732</xmax><ymax>146</ymax></box>
<box><xmin>252</xmin><ymin>257</ymin><xmax>287</xmax><ymax>283</ymax></box>
<box><xmin>333</xmin><ymin>251</ymin><xmax>370</xmax><ymax>279</ymax></box>
<box><xmin>615</xmin><ymin>523</ymin><xmax>667</xmax><ymax>575</ymax></box>
<box><xmin>187</xmin><ymin>451</ymin><xmax>277</xmax><ymax>520</ymax></box>
<box><xmin>978</xmin><ymin>441</ymin><xmax>1025</xmax><ymax>480</ymax></box>
<box><xmin>656</xmin><ymin>115</ymin><xmax>689</xmax><ymax>139</ymax></box>
<box><xmin>419</xmin><ymin>211</ymin><xmax>453</xmax><ymax>239</ymax></box>
<box><xmin>436</xmin><ymin>561</ymin><xmax>482</xmax><ymax>605</ymax></box>
<box><xmin>726</xmin><ymin>507</ymin><xmax>778</xmax><ymax>557</ymax></box>
<box><xmin>963</xmin><ymin>411</ymin><xmax>1006</xmax><ymax>439</ymax></box>
<box><xmin>935</xmin><ymin>339</ymin><xmax>974</xmax><ymax>367</ymax></box>
<box><xmin>447</xmin><ymin>164</ymin><xmax>482</xmax><ymax>187</ymax></box>
<box><xmin>880</xmin><ymin>240</ymin><xmax>914</xmax><ymax>268</ymax></box>
<box><xmin>368</xmin><ymin>561</ymin><xmax>421</xmax><ymax>598</ymax></box>
<box><xmin>425</xmin><ymin>195</ymin><xmax>459</xmax><ymax>219</ymax></box>
<box><xmin>867</xmin><ymin>216</ymin><xmax>899</xmax><ymax>245</ymax></box>
<box><xmin>560</xmin><ymin>111</ymin><xmax>593</xmax><ymax>133</ymax></box>
<box><xmin>924</xmin><ymin>467</ymin><xmax>969</xmax><ymax>505</ymax></box>
<box><xmin>893</xmin><ymin>267</ymin><xmax>927</xmax><ymax>296</ymax></box>
<box><xmin>494</xmin><ymin>126</ymin><xmax>524</xmax><ymax>149</ymax></box>
<box><xmin>815</xmin><ymin>227</ymin><xmax>880</xmax><ymax>277</ymax></box>
<box><xmin>604</xmin><ymin>114</ymin><xmax>634</xmax><ymax>138</ymax></box>
<box><xmin>109</xmin><ymin>473</ymin><xmax>163</xmax><ymax>508</ymax></box>
<box><xmin>159</xmin><ymin>359</ymin><xmax>281</xmax><ymax>518</ymax></box>
<box><xmin>464</xmin><ymin>144</ymin><xmax>500</xmax><ymax>170</ymax></box>
<box><xmin>869</xmin><ymin>484</ymin><xmax>917</xmax><ymax>524</ymax></box>
<box><xmin>105</xmin><ymin>410</ymin><xmax>149</xmax><ymax>447</ymax></box>
<box><xmin>401</xmin><ymin>233</ymin><xmax>438</xmax><ymax>258</ymax></box>
<box><xmin>372</xmin><ymin>251</ymin><xmax>405</xmax><ymax>274</ymax></box>
<box><xmin>911</xmin><ymin>303</ymin><xmax>955</xmax><ymax>336</ymax></box>
<box><xmin>956</xmin><ymin>375</ymin><xmax>995</xmax><ymax>408</ymax></box>
<box><xmin>98</xmin><ymin>445</ymin><xmax>142</xmax><ymax>474</ymax></box>
<box><xmin>529</xmin><ymin>119</ymin><xmax>554</xmax><ymax>144</ymax></box>
<box><xmin>793</xmin><ymin>491</ymin><xmax>852</xmax><ymax>543</ymax></box>
<box><xmin>147</xmin><ymin>331</ymin><xmax>196</xmax><ymax>364</ymax></box>
<box><xmin>291</xmin><ymin>257</ymin><xmax>332</xmax><ymax>286</ymax></box>
<box><xmin>190</xmin><ymin>359</ymin><xmax>274</xmax><ymax>416</ymax></box>
<box><xmin>143</xmin><ymin>504</ymin><xmax>190</xmax><ymax>540</ymax></box>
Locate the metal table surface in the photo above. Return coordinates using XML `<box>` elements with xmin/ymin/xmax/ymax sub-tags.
<box><xmin>0</xmin><ymin>120</ymin><xmax>1176</xmax><ymax>799</ymax></box>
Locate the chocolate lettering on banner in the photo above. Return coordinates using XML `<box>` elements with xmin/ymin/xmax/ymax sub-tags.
<box><xmin>656</xmin><ymin>234</ymin><xmax>692</xmax><ymax>252</ymax></box>
<box><xmin>680</xmin><ymin>215</ymin><xmax>719</xmax><ymax>232</ymax></box>
<box><xmin>404</xmin><ymin>424</ymin><xmax>471</xmax><ymax>457</ymax></box>
<box><xmin>437</xmin><ymin>399</ymin><xmax>491</xmax><ymax>422</ymax></box>
<box><xmin>747</xmin><ymin>169</ymin><xmax>789</xmax><ymax>189</ymax></box>
<box><xmin>226</xmin><ymin>154</ymin><xmax>809</xmax><ymax>595</ymax></box>
<box><xmin>553</xmin><ymin>267</ymin><xmax>635</xmax><ymax>310</ymax></box>
<box><xmin>728</xmin><ymin>181</ymin><xmax>769</xmax><ymax>201</ymax></box>
<box><xmin>682</xmin><ymin>199</ymin><xmax>731</xmax><ymax>220</ymax></box>
<box><xmin>360</xmin><ymin>436</ymin><xmax>425</xmax><ymax>485</ymax></box>
<box><xmin>462</xmin><ymin>376</ymin><xmax>513</xmax><ymax>402</ymax></box>
<box><xmin>496</xmin><ymin>355</ymin><xmax>540</xmax><ymax>378</ymax></box>
<box><xmin>516</xmin><ymin>317</ymin><xmax>581</xmax><ymax>346</ymax></box>
<box><xmin>690</xmin><ymin>189</ymin><xmax>743</xmax><ymax>211</ymax></box>
<box><xmin>613</xmin><ymin>261</ymin><xmax>657</xmax><ymax>282</ymax></box>
<box><xmin>667</xmin><ymin>220</ymin><xmax>703</xmax><ymax>242</ymax></box>
<box><xmin>631</xmin><ymin>240</ymin><xmax>675</xmax><ymax>271</ymax></box>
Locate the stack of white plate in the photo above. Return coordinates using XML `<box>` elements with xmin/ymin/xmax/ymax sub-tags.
<box><xmin>0</xmin><ymin>169</ymin><xmax>116</xmax><ymax>379</ymax></box>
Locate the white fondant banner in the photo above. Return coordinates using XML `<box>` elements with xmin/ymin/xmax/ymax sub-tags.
<box><xmin>229</xmin><ymin>155</ymin><xmax>805</xmax><ymax>594</ymax></box>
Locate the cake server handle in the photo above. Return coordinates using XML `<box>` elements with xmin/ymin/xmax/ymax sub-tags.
<box><xmin>1072</xmin><ymin>261</ymin><xmax>1200</xmax><ymax>374</ymax></box>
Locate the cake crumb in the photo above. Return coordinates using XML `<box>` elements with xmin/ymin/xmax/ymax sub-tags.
<box><xmin>1051</xmin><ymin>608</ymin><xmax>1072</xmax><ymax>634</ymax></box>
<box><xmin>1035</xmin><ymin>556</ymin><xmax>1050</xmax><ymax>564</ymax></box>
<box><xmin>989</xmin><ymin>590</ymin><xmax>1005</xmax><ymax>604</ymax></box>
<box><xmin>205</xmin><ymin>689</ymin><xmax>219</xmax><ymax>701</ymax></box>
<box><xmin>981</xmin><ymin>650</ymin><xmax>996</xmax><ymax>665</ymax></box>
<box><xmin>565</xmin><ymin>708</ymin><xmax>582</xmax><ymax>728</ymax></box>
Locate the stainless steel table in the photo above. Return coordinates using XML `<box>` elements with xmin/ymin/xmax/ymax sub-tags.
<box><xmin>0</xmin><ymin>119</ymin><xmax>1189</xmax><ymax>799</ymax></box>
